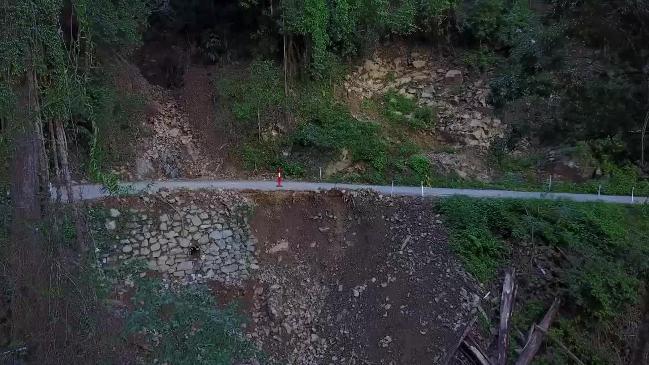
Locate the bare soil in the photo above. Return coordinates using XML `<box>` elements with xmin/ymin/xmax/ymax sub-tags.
<box><xmin>89</xmin><ymin>190</ymin><xmax>484</xmax><ymax>364</ymax></box>
<box><xmin>176</xmin><ymin>65</ymin><xmax>238</xmax><ymax>177</ymax></box>
<box><xmin>241</xmin><ymin>191</ymin><xmax>481</xmax><ymax>364</ymax></box>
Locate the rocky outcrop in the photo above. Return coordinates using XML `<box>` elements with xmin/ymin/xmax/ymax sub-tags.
<box><xmin>344</xmin><ymin>49</ymin><xmax>506</xmax><ymax>149</ymax></box>
<box><xmin>99</xmin><ymin>191</ymin><xmax>258</xmax><ymax>285</ymax></box>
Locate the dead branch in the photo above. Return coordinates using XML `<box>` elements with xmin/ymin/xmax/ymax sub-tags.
<box><xmin>497</xmin><ymin>268</ymin><xmax>516</xmax><ymax>365</ymax></box>
<box><xmin>544</xmin><ymin>329</ymin><xmax>586</xmax><ymax>365</ymax></box>
<box><xmin>515</xmin><ymin>298</ymin><xmax>561</xmax><ymax>365</ymax></box>
<box><xmin>443</xmin><ymin>316</ymin><xmax>477</xmax><ymax>365</ymax></box>
<box><xmin>462</xmin><ymin>336</ymin><xmax>492</xmax><ymax>365</ymax></box>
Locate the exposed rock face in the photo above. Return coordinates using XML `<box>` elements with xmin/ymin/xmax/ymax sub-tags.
<box><xmin>343</xmin><ymin>47</ymin><xmax>506</xmax><ymax>150</ymax></box>
<box><xmin>98</xmin><ymin>191</ymin><xmax>258</xmax><ymax>285</ymax></box>
<box><xmin>111</xmin><ymin>63</ymin><xmax>219</xmax><ymax>180</ymax></box>
<box><xmin>444</xmin><ymin>69</ymin><xmax>463</xmax><ymax>85</ymax></box>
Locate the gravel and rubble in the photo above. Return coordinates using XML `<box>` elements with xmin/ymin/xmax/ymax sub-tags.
<box><xmin>248</xmin><ymin>264</ymin><xmax>329</xmax><ymax>364</ymax></box>
<box><xmin>111</xmin><ymin>63</ymin><xmax>220</xmax><ymax>180</ymax></box>
<box><xmin>344</xmin><ymin>47</ymin><xmax>506</xmax><ymax>150</ymax></box>
<box><xmin>94</xmin><ymin>189</ymin><xmax>484</xmax><ymax>364</ymax></box>
<box><xmin>248</xmin><ymin>190</ymin><xmax>483</xmax><ymax>364</ymax></box>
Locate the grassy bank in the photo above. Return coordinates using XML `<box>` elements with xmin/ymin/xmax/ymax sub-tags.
<box><xmin>439</xmin><ymin>197</ymin><xmax>649</xmax><ymax>363</ymax></box>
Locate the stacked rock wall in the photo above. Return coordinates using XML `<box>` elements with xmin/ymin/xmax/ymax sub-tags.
<box><xmin>99</xmin><ymin>191</ymin><xmax>259</xmax><ymax>285</ymax></box>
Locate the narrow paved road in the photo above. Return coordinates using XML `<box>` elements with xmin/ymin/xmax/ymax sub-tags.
<box><xmin>61</xmin><ymin>179</ymin><xmax>648</xmax><ymax>205</ymax></box>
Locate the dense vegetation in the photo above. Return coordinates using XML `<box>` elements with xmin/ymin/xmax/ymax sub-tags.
<box><xmin>192</xmin><ymin>0</ymin><xmax>649</xmax><ymax>193</ymax></box>
<box><xmin>218</xmin><ymin>59</ymin><xmax>437</xmax><ymax>183</ymax></box>
<box><xmin>2</xmin><ymin>0</ymin><xmax>649</xmax><ymax>363</ymax></box>
<box><xmin>440</xmin><ymin>197</ymin><xmax>649</xmax><ymax>363</ymax></box>
<box><xmin>106</xmin><ymin>261</ymin><xmax>257</xmax><ymax>365</ymax></box>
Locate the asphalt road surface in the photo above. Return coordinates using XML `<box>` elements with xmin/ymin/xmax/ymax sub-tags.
<box><xmin>57</xmin><ymin>179</ymin><xmax>648</xmax><ymax>205</ymax></box>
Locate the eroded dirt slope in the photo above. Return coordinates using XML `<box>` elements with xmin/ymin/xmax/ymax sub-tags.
<box><xmin>92</xmin><ymin>190</ymin><xmax>483</xmax><ymax>364</ymax></box>
<box><xmin>247</xmin><ymin>191</ymin><xmax>481</xmax><ymax>364</ymax></box>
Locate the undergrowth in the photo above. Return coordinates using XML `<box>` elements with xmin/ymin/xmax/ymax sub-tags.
<box><xmin>383</xmin><ymin>90</ymin><xmax>436</xmax><ymax>129</ymax></box>
<box><xmin>218</xmin><ymin>60</ymin><xmax>433</xmax><ymax>183</ymax></box>
<box><xmin>440</xmin><ymin>197</ymin><xmax>649</xmax><ymax>363</ymax></box>
<box><xmin>106</xmin><ymin>261</ymin><xmax>258</xmax><ymax>365</ymax></box>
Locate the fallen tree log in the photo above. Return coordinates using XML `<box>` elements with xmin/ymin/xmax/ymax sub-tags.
<box><xmin>497</xmin><ymin>268</ymin><xmax>516</xmax><ymax>365</ymax></box>
<box><xmin>462</xmin><ymin>336</ymin><xmax>492</xmax><ymax>365</ymax></box>
<box><xmin>443</xmin><ymin>316</ymin><xmax>477</xmax><ymax>365</ymax></box>
<box><xmin>515</xmin><ymin>298</ymin><xmax>561</xmax><ymax>365</ymax></box>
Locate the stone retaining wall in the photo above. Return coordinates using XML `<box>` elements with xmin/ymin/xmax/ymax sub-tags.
<box><xmin>98</xmin><ymin>191</ymin><xmax>259</xmax><ymax>285</ymax></box>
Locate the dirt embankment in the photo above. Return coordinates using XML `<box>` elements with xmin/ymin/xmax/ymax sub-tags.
<box><xmin>243</xmin><ymin>191</ymin><xmax>481</xmax><ymax>364</ymax></box>
<box><xmin>91</xmin><ymin>189</ymin><xmax>482</xmax><ymax>364</ymax></box>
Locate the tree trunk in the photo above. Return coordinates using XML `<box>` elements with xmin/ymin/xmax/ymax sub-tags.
<box><xmin>443</xmin><ymin>316</ymin><xmax>477</xmax><ymax>365</ymax></box>
<box><xmin>283</xmin><ymin>26</ymin><xmax>288</xmax><ymax>97</ymax></box>
<box><xmin>497</xmin><ymin>269</ymin><xmax>516</xmax><ymax>365</ymax></box>
<box><xmin>515</xmin><ymin>298</ymin><xmax>561</xmax><ymax>365</ymax></box>
<box><xmin>48</xmin><ymin>120</ymin><xmax>61</xmax><ymax>200</ymax></box>
<box><xmin>641</xmin><ymin>111</ymin><xmax>648</xmax><ymax>166</ymax></box>
<box><xmin>631</xmin><ymin>282</ymin><xmax>649</xmax><ymax>365</ymax></box>
<box><xmin>55</xmin><ymin>120</ymin><xmax>87</xmax><ymax>252</ymax></box>
<box><xmin>462</xmin><ymin>337</ymin><xmax>492</xmax><ymax>365</ymax></box>
<box><xmin>10</xmin><ymin>136</ymin><xmax>42</xmax><ymax>227</ymax></box>
<box><xmin>257</xmin><ymin>108</ymin><xmax>261</xmax><ymax>141</ymax></box>
<box><xmin>26</xmin><ymin>68</ymin><xmax>49</xmax><ymax>196</ymax></box>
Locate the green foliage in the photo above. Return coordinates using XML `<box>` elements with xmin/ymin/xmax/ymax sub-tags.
<box><xmin>461</xmin><ymin>0</ymin><xmax>505</xmax><ymax>42</ymax></box>
<box><xmin>407</xmin><ymin>154</ymin><xmax>432</xmax><ymax>181</ymax></box>
<box><xmin>240</xmin><ymin>142</ymin><xmax>305</xmax><ymax>177</ymax></box>
<box><xmin>462</xmin><ymin>48</ymin><xmax>498</xmax><ymax>72</ymax></box>
<box><xmin>83</xmin><ymin>77</ymin><xmax>144</xmax><ymax>193</ymax></box>
<box><xmin>496</xmin><ymin>0</ymin><xmax>536</xmax><ymax>46</ymax></box>
<box><xmin>77</xmin><ymin>0</ymin><xmax>150</xmax><ymax>49</ymax></box>
<box><xmin>460</xmin><ymin>0</ymin><xmax>536</xmax><ymax>46</ymax></box>
<box><xmin>561</xmin><ymin>75</ymin><xmax>642</xmax><ymax>142</ymax></box>
<box><xmin>294</xmin><ymin>93</ymin><xmax>388</xmax><ymax>171</ymax></box>
<box><xmin>439</xmin><ymin>198</ymin><xmax>510</xmax><ymax>281</ymax></box>
<box><xmin>219</xmin><ymin>60</ymin><xmax>284</xmax><ymax>124</ymax></box>
<box><xmin>109</xmin><ymin>262</ymin><xmax>258</xmax><ymax>365</ymax></box>
<box><xmin>440</xmin><ymin>197</ymin><xmax>649</xmax><ymax>363</ymax></box>
<box><xmin>384</xmin><ymin>90</ymin><xmax>436</xmax><ymax>129</ymax></box>
<box><xmin>566</xmin><ymin>258</ymin><xmax>640</xmax><ymax>321</ymax></box>
<box><xmin>280</xmin><ymin>0</ymin><xmax>458</xmax><ymax>77</ymax></box>
<box><xmin>88</xmin><ymin>144</ymin><xmax>124</xmax><ymax>195</ymax></box>
<box><xmin>1</xmin><ymin>0</ymin><xmax>149</xmax><ymax>191</ymax></box>
<box><xmin>441</xmin><ymin>197</ymin><xmax>649</xmax><ymax>317</ymax></box>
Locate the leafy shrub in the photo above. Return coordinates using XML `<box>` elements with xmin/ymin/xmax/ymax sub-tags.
<box><xmin>461</xmin><ymin>0</ymin><xmax>505</xmax><ymax>42</ymax></box>
<box><xmin>462</xmin><ymin>48</ymin><xmax>498</xmax><ymax>72</ymax></box>
<box><xmin>218</xmin><ymin>60</ymin><xmax>284</xmax><ymax>127</ymax></box>
<box><xmin>294</xmin><ymin>84</ymin><xmax>388</xmax><ymax>171</ymax></box>
<box><xmin>565</xmin><ymin>257</ymin><xmax>640</xmax><ymax>321</ymax></box>
<box><xmin>413</xmin><ymin>106</ymin><xmax>436</xmax><ymax>127</ymax></box>
<box><xmin>439</xmin><ymin>198</ymin><xmax>510</xmax><ymax>281</ymax></box>
<box><xmin>407</xmin><ymin>154</ymin><xmax>432</xmax><ymax>180</ymax></box>
<box><xmin>241</xmin><ymin>142</ymin><xmax>305</xmax><ymax>177</ymax></box>
<box><xmin>561</xmin><ymin>75</ymin><xmax>643</xmax><ymax>143</ymax></box>
<box><xmin>113</xmin><ymin>262</ymin><xmax>258</xmax><ymax>365</ymax></box>
<box><xmin>384</xmin><ymin>91</ymin><xmax>436</xmax><ymax>129</ymax></box>
<box><xmin>440</xmin><ymin>197</ymin><xmax>649</xmax><ymax>321</ymax></box>
<box><xmin>490</xmin><ymin>21</ymin><xmax>565</xmax><ymax>106</ymax></box>
<box><xmin>385</xmin><ymin>90</ymin><xmax>417</xmax><ymax>115</ymax></box>
<box><xmin>232</xmin><ymin>102</ymin><xmax>257</xmax><ymax>122</ymax></box>
<box><xmin>496</xmin><ymin>0</ymin><xmax>537</xmax><ymax>47</ymax></box>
